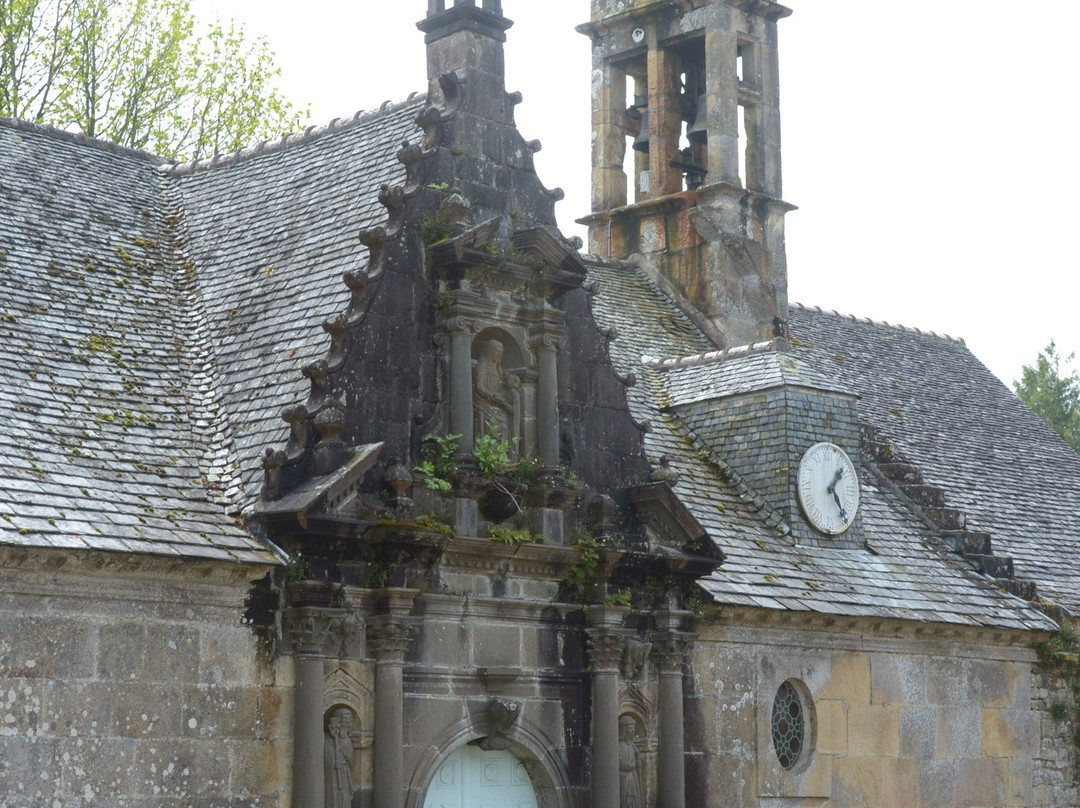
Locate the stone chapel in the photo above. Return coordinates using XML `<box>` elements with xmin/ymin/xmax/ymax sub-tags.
<box><xmin>1</xmin><ymin>1</ymin><xmax>1079</xmax><ymax>807</ymax></box>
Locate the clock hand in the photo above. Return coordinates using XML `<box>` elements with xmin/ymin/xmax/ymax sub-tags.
<box><xmin>826</xmin><ymin>467</ymin><xmax>843</xmax><ymax>495</ymax></box>
<box><xmin>831</xmin><ymin>490</ymin><xmax>847</xmax><ymax>521</ymax></box>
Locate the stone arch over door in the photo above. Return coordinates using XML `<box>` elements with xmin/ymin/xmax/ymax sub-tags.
<box><xmin>422</xmin><ymin>745</ymin><xmax>538</xmax><ymax>808</ymax></box>
<box><xmin>406</xmin><ymin>719</ymin><xmax>571</xmax><ymax>808</ymax></box>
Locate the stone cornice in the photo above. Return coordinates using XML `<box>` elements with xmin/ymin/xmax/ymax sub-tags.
<box><xmin>0</xmin><ymin>545</ymin><xmax>272</xmax><ymax>587</ymax></box>
<box><xmin>697</xmin><ymin>605</ymin><xmax>1048</xmax><ymax>657</ymax></box>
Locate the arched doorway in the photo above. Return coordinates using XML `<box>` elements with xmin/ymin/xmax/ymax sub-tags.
<box><xmin>422</xmin><ymin>744</ymin><xmax>539</xmax><ymax>808</ymax></box>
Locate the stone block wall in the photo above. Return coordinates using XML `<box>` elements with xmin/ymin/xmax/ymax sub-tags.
<box><xmin>687</xmin><ymin>615</ymin><xmax>1051</xmax><ymax>808</ymax></box>
<box><xmin>0</xmin><ymin>551</ymin><xmax>290</xmax><ymax>807</ymax></box>
<box><xmin>1031</xmin><ymin>666</ymin><xmax>1079</xmax><ymax>808</ymax></box>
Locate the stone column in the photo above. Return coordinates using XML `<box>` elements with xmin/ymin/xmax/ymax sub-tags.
<box><xmin>529</xmin><ymin>328</ymin><xmax>563</xmax><ymax>467</ymax></box>
<box><xmin>645</xmin><ymin>42</ymin><xmax>682</xmax><ymax>198</ymax></box>
<box><xmin>590</xmin><ymin>60</ymin><xmax>629</xmax><ymax>212</ymax></box>
<box><xmin>445</xmin><ymin>315</ymin><xmax>477</xmax><ymax>454</ymax></box>
<box><xmin>585</xmin><ymin>605</ymin><xmax>631</xmax><ymax>808</ymax></box>
<box><xmin>651</xmin><ymin>610</ymin><xmax>695</xmax><ymax>808</ymax></box>
<box><xmin>285</xmin><ymin>607</ymin><xmax>350</xmax><ymax>808</ymax></box>
<box><xmin>367</xmin><ymin>592</ymin><xmax>419</xmax><ymax>808</ymax></box>
<box><xmin>704</xmin><ymin>28</ymin><xmax>740</xmax><ymax>185</ymax></box>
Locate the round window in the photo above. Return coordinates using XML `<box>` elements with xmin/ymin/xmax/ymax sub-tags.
<box><xmin>771</xmin><ymin>680</ymin><xmax>809</xmax><ymax>770</ymax></box>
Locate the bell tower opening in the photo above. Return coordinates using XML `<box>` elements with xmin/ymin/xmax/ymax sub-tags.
<box><xmin>577</xmin><ymin>0</ymin><xmax>796</xmax><ymax>350</ymax></box>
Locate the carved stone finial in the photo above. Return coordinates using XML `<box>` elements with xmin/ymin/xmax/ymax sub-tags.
<box><xmin>385</xmin><ymin>464</ymin><xmax>414</xmax><ymax>511</ymax></box>
<box><xmin>262</xmin><ymin>448</ymin><xmax>288</xmax><ymax>499</ymax></box>
<box><xmin>323</xmin><ymin>314</ymin><xmax>348</xmax><ymax>368</ymax></box>
<box><xmin>379</xmin><ymin>183</ymin><xmax>408</xmax><ymax>234</ymax></box>
<box><xmin>282</xmin><ymin>404</ymin><xmax>312</xmax><ymax>458</ymax></box>
<box><xmin>650</xmin><ymin>456</ymin><xmax>679</xmax><ymax>488</ymax></box>
<box><xmin>478</xmin><ymin>698</ymin><xmax>521</xmax><ymax>751</ymax></box>
<box><xmin>312</xmin><ymin>400</ymin><xmax>347</xmax><ymax>477</ymax></box>
<box><xmin>343</xmin><ymin>268</ymin><xmax>370</xmax><ymax>325</ymax></box>
<box><xmin>440</xmin><ymin>193</ymin><xmax>472</xmax><ymax>235</ymax></box>
<box><xmin>302</xmin><ymin>359</ymin><xmax>331</xmax><ymax>405</ymax></box>
<box><xmin>416</xmin><ymin>106</ymin><xmax>443</xmax><ymax>150</ymax></box>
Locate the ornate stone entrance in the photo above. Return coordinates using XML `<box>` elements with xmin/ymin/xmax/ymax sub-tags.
<box><xmin>422</xmin><ymin>745</ymin><xmax>539</xmax><ymax>808</ymax></box>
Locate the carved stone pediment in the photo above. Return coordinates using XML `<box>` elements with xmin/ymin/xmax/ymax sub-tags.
<box><xmin>257</xmin><ymin>442</ymin><xmax>383</xmax><ymax>520</ymax></box>
<box><xmin>628</xmin><ymin>481</ymin><xmax>721</xmax><ymax>562</ymax></box>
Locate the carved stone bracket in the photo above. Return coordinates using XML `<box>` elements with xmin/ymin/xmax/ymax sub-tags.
<box><xmin>285</xmin><ymin>607</ymin><xmax>355</xmax><ymax>657</ymax></box>
<box><xmin>621</xmin><ymin>639</ymin><xmax>652</xmax><ymax>681</ymax></box>
<box><xmin>478</xmin><ymin>697</ymin><xmax>521</xmax><ymax>751</ymax></box>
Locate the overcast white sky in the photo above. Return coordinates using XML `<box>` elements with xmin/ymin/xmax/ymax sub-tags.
<box><xmin>191</xmin><ymin>0</ymin><xmax>1080</xmax><ymax>386</ymax></box>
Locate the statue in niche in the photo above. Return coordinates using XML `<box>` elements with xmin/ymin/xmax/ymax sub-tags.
<box><xmin>473</xmin><ymin>338</ymin><xmax>521</xmax><ymax>456</ymax></box>
<box><xmin>324</xmin><ymin>707</ymin><xmax>356</xmax><ymax>808</ymax></box>
<box><xmin>618</xmin><ymin>715</ymin><xmax>644</xmax><ymax>808</ymax></box>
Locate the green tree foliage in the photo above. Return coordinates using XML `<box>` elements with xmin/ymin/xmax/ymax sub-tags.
<box><xmin>0</xmin><ymin>0</ymin><xmax>305</xmax><ymax>160</ymax></box>
<box><xmin>1014</xmin><ymin>341</ymin><xmax>1080</xmax><ymax>452</ymax></box>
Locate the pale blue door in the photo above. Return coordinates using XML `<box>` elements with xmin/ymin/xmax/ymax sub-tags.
<box><xmin>422</xmin><ymin>745</ymin><xmax>539</xmax><ymax>808</ymax></box>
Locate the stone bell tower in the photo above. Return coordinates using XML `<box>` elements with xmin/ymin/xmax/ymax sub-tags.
<box><xmin>577</xmin><ymin>0</ymin><xmax>795</xmax><ymax>349</ymax></box>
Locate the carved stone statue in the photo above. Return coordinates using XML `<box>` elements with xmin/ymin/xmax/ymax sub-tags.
<box><xmin>324</xmin><ymin>707</ymin><xmax>356</xmax><ymax>808</ymax></box>
<box><xmin>618</xmin><ymin>715</ymin><xmax>644</xmax><ymax>808</ymax></box>
<box><xmin>473</xmin><ymin>338</ymin><xmax>521</xmax><ymax>456</ymax></box>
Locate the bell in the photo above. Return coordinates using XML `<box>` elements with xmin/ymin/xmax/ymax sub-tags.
<box><xmin>632</xmin><ymin>106</ymin><xmax>650</xmax><ymax>153</ymax></box>
<box><xmin>686</xmin><ymin>93</ymin><xmax>708</xmax><ymax>144</ymax></box>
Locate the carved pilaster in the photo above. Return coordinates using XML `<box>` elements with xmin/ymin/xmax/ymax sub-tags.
<box><xmin>366</xmin><ymin>601</ymin><xmax>419</xmax><ymax>808</ymax></box>
<box><xmin>585</xmin><ymin>605</ymin><xmax>632</xmax><ymax>808</ymax></box>
<box><xmin>444</xmin><ymin>314</ymin><xmax>479</xmax><ymax>453</ymax></box>
<box><xmin>528</xmin><ymin>326</ymin><xmax>565</xmax><ymax>467</ymax></box>
<box><xmin>650</xmin><ymin>610</ymin><xmax>695</xmax><ymax>808</ymax></box>
<box><xmin>285</xmin><ymin>606</ymin><xmax>354</xmax><ymax>808</ymax></box>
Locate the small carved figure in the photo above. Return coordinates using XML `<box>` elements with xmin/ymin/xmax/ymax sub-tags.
<box><xmin>618</xmin><ymin>715</ymin><xmax>644</xmax><ymax>808</ymax></box>
<box><xmin>324</xmin><ymin>707</ymin><xmax>356</xmax><ymax>808</ymax></box>
<box><xmin>473</xmin><ymin>339</ymin><xmax>521</xmax><ymax>456</ymax></box>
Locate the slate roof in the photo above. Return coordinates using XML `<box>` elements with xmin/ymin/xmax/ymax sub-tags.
<box><xmin>586</xmin><ymin>258</ymin><xmax>1059</xmax><ymax>631</ymax></box>
<box><xmin>0</xmin><ymin>97</ymin><xmax>424</xmax><ymax>562</ymax></box>
<box><xmin>788</xmin><ymin>303</ymin><xmax>1080</xmax><ymax>616</ymax></box>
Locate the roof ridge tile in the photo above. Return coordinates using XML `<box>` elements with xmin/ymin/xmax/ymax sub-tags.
<box><xmin>789</xmin><ymin>301</ymin><xmax>963</xmax><ymax>344</ymax></box>
<box><xmin>161</xmin><ymin>92</ymin><xmax>427</xmax><ymax>176</ymax></box>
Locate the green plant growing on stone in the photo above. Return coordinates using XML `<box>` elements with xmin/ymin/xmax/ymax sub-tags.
<box><xmin>414</xmin><ymin>432</ymin><xmax>460</xmax><ymax>491</ymax></box>
<box><xmin>414</xmin><ymin>513</ymin><xmax>454</xmax><ymax>535</ymax></box>
<box><xmin>563</xmin><ymin>531</ymin><xmax>600</xmax><ymax>603</ymax></box>
<box><xmin>488</xmin><ymin>526</ymin><xmax>541</xmax><ymax>545</ymax></box>
<box><xmin>604</xmin><ymin>588</ymin><xmax>631</xmax><ymax>607</ymax></box>
<box><xmin>362</xmin><ymin>559</ymin><xmax>389</xmax><ymax>589</ymax></box>
<box><xmin>284</xmin><ymin>551</ymin><xmax>307</xmax><ymax>582</ymax></box>
<box><xmin>420</xmin><ymin>210</ymin><xmax>452</xmax><ymax>246</ymax></box>
<box><xmin>426</xmin><ymin>182</ymin><xmax>449</xmax><ymax>192</ymax></box>
<box><xmin>474</xmin><ymin>419</ymin><xmax>513</xmax><ymax>477</ymax></box>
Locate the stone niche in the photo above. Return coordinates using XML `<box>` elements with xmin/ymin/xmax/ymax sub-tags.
<box><xmin>471</xmin><ymin>325</ymin><xmax>537</xmax><ymax>459</ymax></box>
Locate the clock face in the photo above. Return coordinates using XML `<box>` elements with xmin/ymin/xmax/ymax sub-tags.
<box><xmin>797</xmin><ymin>442</ymin><xmax>859</xmax><ymax>535</ymax></box>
